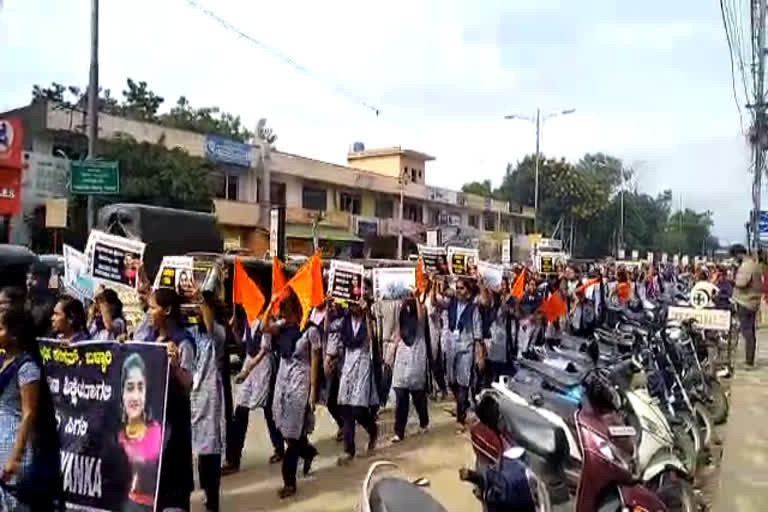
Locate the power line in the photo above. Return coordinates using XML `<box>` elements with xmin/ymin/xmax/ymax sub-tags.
<box><xmin>721</xmin><ymin>0</ymin><xmax>746</xmax><ymax>132</ymax></box>
<box><xmin>183</xmin><ymin>0</ymin><xmax>381</xmax><ymax>116</ymax></box>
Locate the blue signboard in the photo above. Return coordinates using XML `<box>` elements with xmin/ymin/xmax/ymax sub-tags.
<box><xmin>204</xmin><ymin>134</ymin><xmax>252</xmax><ymax>168</ymax></box>
<box><xmin>760</xmin><ymin>211</ymin><xmax>768</xmax><ymax>241</ymax></box>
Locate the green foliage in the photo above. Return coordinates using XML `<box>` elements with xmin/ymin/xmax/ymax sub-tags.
<box><xmin>461</xmin><ymin>179</ymin><xmax>494</xmax><ymax>197</ymax></box>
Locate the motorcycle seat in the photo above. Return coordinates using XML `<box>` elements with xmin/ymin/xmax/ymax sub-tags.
<box><xmin>369</xmin><ymin>478</ymin><xmax>448</xmax><ymax>512</ymax></box>
<box><xmin>496</xmin><ymin>396</ymin><xmax>569</xmax><ymax>464</ymax></box>
<box><xmin>505</xmin><ymin>379</ymin><xmax>580</xmax><ymax>425</ymax></box>
<box><xmin>520</xmin><ymin>358</ymin><xmax>583</xmax><ymax>390</ymax></box>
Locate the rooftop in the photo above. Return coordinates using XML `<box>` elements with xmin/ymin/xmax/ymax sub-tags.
<box><xmin>347</xmin><ymin>145</ymin><xmax>435</xmax><ymax>162</ymax></box>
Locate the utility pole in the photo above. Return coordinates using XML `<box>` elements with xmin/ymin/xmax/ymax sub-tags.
<box><xmin>397</xmin><ymin>170</ymin><xmax>408</xmax><ymax>260</ymax></box>
<box><xmin>749</xmin><ymin>0</ymin><xmax>768</xmax><ymax>250</ymax></box>
<box><xmin>534</xmin><ymin>108</ymin><xmax>541</xmax><ymax>233</ymax></box>
<box><xmin>86</xmin><ymin>0</ymin><xmax>99</xmax><ymax>232</ymax></box>
<box><xmin>619</xmin><ymin>168</ymin><xmax>625</xmax><ymax>252</ymax></box>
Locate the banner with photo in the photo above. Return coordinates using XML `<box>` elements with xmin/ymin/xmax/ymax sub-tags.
<box><xmin>372</xmin><ymin>267</ymin><xmax>415</xmax><ymax>301</ymax></box>
<box><xmin>153</xmin><ymin>256</ymin><xmax>194</xmax><ymax>294</ymax></box>
<box><xmin>63</xmin><ymin>244</ymin><xmax>95</xmax><ymax>301</ymax></box>
<box><xmin>477</xmin><ymin>260</ymin><xmax>504</xmax><ymax>290</ymax></box>
<box><xmin>328</xmin><ymin>260</ymin><xmax>365</xmax><ymax>302</ymax></box>
<box><xmin>447</xmin><ymin>247</ymin><xmax>479</xmax><ymax>277</ymax></box>
<box><xmin>85</xmin><ymin>230</ymin><xmax>146</xmax><ymax>291</ymax></box>
<box><xmin>417</xmin><ymin>245</ymin><xmax>449</xmax><ymax>275</ymax></box>
<box><xmin>39</xmin><ymin>339</ymin><xmax>169</xmax><ymax>511</ymax></box>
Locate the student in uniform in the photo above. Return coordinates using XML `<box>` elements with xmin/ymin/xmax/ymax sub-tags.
<box><xmin>516</xmin><ymin>277</ymin><xmax>542</xmax><ymax>357</ymax></box>
<box><xmin>390</xmin><ymin>290</ymin><xmax>429</xmax><ymax>443</ymax></box>
<box><xmin>327</xmin><ymin>299</ymin><xmax>379</xmax><ymax>465</ymax></box>
<box><xmin>479</xmin><ymin>277</ymin><xmax>514</xmax><ymax>387</ymax></box>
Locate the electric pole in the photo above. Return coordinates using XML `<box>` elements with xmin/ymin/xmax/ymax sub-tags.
<box><xmin>86</xmin><ymin>0</ymin><xmax>99</xmax><ymax>232</ymax></box>
<box><xmin>534</xmin><ymin>108</ymin><xmax>540</xmax><ymax>233</ymax></box>
<box><xmin>750</xmin><ymin>0</ymin><xmax>767</xmax><ymax>249</ymax></box>
<box><xmin>397</xmin><ymin>170</ymin><xmax>408</xmax><ymax>260</ymax></box>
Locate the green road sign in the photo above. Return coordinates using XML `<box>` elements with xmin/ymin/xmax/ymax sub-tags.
<box><xmin>71</xmin><ymin>160</ymin><xmax>120</xmax><ymax>195</ymax></box>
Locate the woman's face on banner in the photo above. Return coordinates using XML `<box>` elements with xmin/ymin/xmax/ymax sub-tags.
<box><xmin>123</xmin><ymin>366</ymin><xmax>146</xmax><ymax>423</ymax></box>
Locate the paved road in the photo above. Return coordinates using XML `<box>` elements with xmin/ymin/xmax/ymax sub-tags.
<box><xmin>191</xmin><ymin>401</ymin><xmax>480</xmax><ymax>511</ymax></box>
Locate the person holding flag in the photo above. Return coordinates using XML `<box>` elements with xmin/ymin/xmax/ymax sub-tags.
<box><xmin>479</xmin><ymin>275</ymin><xmax>515</xmax><ymax>387</ymax></box>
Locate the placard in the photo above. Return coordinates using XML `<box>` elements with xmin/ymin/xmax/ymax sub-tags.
<box><xmin>328</xmin><ymin>260</ymin><xmax>364</xmax><ymax>302</ymax></box>
<box><xmin>502</xmin><ymin>239</ymin><xmax>512</xmax><ymax>264</ymax></box>
<box><xmin>673</xmin><ymin>254</ymin><xmax>680</xmax><ymax>266</ymax></box>
<box><xmin>38</xmin><ymin>340</ymin><xmax>169</xmax><ymax>511</ymax></box>
<box><xmin>426</xmin><ymin>229</ymin><xmax>440</xmax><ymax>247</ymax></box>
<box><xmin>667</xmin><ymin>306</ymin><xmax>731</xmax><ymax>331</ymax></box>
<box><xmin>153</xmin><ymin>256</ymin><xmax>194</xmax><ymax>295</ymax></box>
<box><xmin>85</xmin><ymin>230</ymin><xmax>146</xmax><ymax>290</ymax></box>
<box><xmin>661</xmin><ymin>253</ymin><xmax>668</xmax><ymax>264</ymax></box>
<box><xmin>477</xmin><ymin>260</ymin><xmax>504</xmax><ymax>290</ymax></box>
<box><xmin>45</xmin><ymin>197</ymin><xmax>68</xmax><ymax>228</ymax></box>
<box><xmin>539</xmin><ymin>255</ymin><xmax>555</xmax><ymax>275</ymax></box>
<box><xmin>618</xmin><ymin>248</ymin><xmax>626</xmax><ymax>260</ymax></box>
<box><xmin>418</xmin><ymin>244</ymin><xmax>449</xmax><ymax>274</ymax></box>
<box><xmin>63</xmin><ymin>244</ymin><xmax>94</xmax><ymax>300</ymax></box>
<box><xmin>447</xmin><ymin>246</ymin><xmax>479</xmax><ymax>277</ymax></box>
<box><xmin>372</xmin><ymin>267</ymin><xmax>415</xmax><ymax>301</ymax></box>
<box><xmin>681</xmin><ymin>255</ymin><xmax>689</xmax><ymax>267</ymax></box>
<box><xmin>631</xmin><ymin>250</ymin><xmax>639</xmax><ymax>260</ymax></box>
<box><xmin>646</xmin><ymin>252</ymin><xmax>653</xmax><ymax>264</ymax></box>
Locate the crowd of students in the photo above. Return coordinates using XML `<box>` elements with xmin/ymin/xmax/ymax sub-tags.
<box><xmin>0</xmin><ymin>248</ymin><xmax>755</xmax><ymax>511</ymax></box>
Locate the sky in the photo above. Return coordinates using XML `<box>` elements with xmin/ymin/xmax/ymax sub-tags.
<box><xmin>0</xmin><ymin>0</ymin><xmax>754</xmax><ymax>243</ymax></box>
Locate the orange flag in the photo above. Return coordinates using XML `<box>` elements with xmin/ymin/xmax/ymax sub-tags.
<box><xmin>282</xmin><ymin>252</ymin><xmax>325</xmax><ymax>328</ymax></box>
<box><xmin>616</xmin><ymin>282</ymin><xmax>631</xmax><ymax>303</ymax></box>
<box><xmin>539</xmin><ymin>291</ymin><xmax>567</xmax><ymax>323</ymax></box>
<box><xmin>575</xmin><ymin>277</ymin><xmax>601</xmax><ymax>296</ymax></box>
<box><xmin>511</xmin><ymin>268</ymin><xmax>526</xmax><ymax>299</ymax></box>
<box><xmin>233</xmin><ymin>258</ymin><xmax>266</xmax><ymax>325</ymax></box>
<box><xmin>415</xmin><ymin>257</ymin><xmax>426</xmax><ymax>294</ymax></box>
<box><xmin>271</xmin><ymin>256</ymin><xmax>288</xmax><ymax>314</ymax></box>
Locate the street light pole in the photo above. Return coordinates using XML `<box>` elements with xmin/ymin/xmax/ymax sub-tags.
<box><xmin>397</xmin><ymin>171</ymin><xmax>407</xmax><ymax>260</ymax></box>
<box><xmin>505</xmin><ymin>108</ymin><xmax>574</xmax><ymax>235</ymax></box>
<box><xmin>86</xmin><ymin>0</ymin><xmax>99</xmax><ymax>232</ymax></box>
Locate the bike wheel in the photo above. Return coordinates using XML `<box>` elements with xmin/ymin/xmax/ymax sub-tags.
<box><xmin>656</xmin><ymin>477</ymin><xmax>698</xmax><ymax>512</ymax></box>
<box><xmin>694</xmin><ymin>401</ymin><xmax>714</xmax><ymax>448</ymax></box>
<box><xmin>672</xmin><ymin>421</ymin><xmax>698</xmax><ymax>475</ymax></box>
<box><xmin>704</xmin><ymin>377</ymin><xmax>729</xmax><ymax>424</ymax></box>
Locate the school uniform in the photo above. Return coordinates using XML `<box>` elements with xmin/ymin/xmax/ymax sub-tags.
<box><xmin>425</xmin><ymin>296</ymin><xmax>446</xmax><ymax>394</ymax></box>
<box><xmin>482</xmin><ymin>297</ymin><xmax>515</xmax><ymax>386</ymax></box>
<box><xmin>440</xmin><ymin>297</ymin><xmax>481</xmax><ymax>424</ymax></box>
<box><xmin>517</xmin><ymin>293</ymin><xmax>541</xmax><ymax>355</ymax></box>
<box><xmin>391</xmin><ymin>309</ymin><xmax>429</xmax><ymax>439</ymax></box>
<box><xmin>371</xmin><ymin>300</ymin><xmax>401</xmax><ymax>406</ymax></box>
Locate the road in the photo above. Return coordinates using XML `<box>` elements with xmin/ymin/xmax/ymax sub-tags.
<box><xmin>191</xmin><ymin>400</ymin><xmax>479</xmax><ymax>511</ymax></box>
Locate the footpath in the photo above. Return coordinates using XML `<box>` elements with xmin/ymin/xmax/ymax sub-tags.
<box><xmin>712</xmin><ymin>330</ymin><xmax>768</xmax><ymax>512</ymax></box>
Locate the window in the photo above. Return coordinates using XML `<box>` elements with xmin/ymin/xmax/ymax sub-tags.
<box><xmin>500</xmin><ymin>216</ymin><xmax>512</xmax><ymax>233</ymax></box>
<box><xmin>404</xmin><ymin>202</ymin><xmax>423</xmax><ymax>223</ymax></box>
<box><xmin>212</xmin><ymin>171</ymin><xmax>239</xmax><ymax>200</ymax></box>
<box><xmin>270</xmin><ymin>182</ymin><xmax>286</xmax><ymax>206</ymax></box>
<box><xmin>418</xmin><ymin>169</ymin><xmax>423</xmax><ymax>179</ymax></box>
<box><xmin>227</xmin><ymin>174</ymin><xmax>239</xmax><ymax>201</ymax></box>
<box><xmin>340</xmin><ymin>192</ymin><xmax>361</xmax><ymax>214</ymax></box>
<box><xmin>483</xmin><ymin>212</ymin><xmax>496</xmax><ymax>231</ymax></box>
<box><xmin>375</xmin><ymin>197</ymin><xmax>394</xmax><ymax>218</ymax></box>
<box><xmin>430</xmin><ymin>208</ymin><xmax>440</xmax><ymax>225</ymax></box>
<box><xmin>302</xmin><ymin>186</ymin><xmax>327</xmax><ymax>211</ymax></box>
<box><xmin>468</xmin><ymin>214</ymin><xmax>479</xmax><ymax>229</ymax></box>
<box><xmin>411</xmin><ymin>168</ymin><xmax>417</xmax><ymax>182</ymax></box>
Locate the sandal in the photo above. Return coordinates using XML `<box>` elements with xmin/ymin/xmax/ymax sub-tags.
<box><xmin>278</xmin><ymin>486</ymin><xmax>297</xmax><ymax>499</ymax></box>
<box><xmin>269</xmin><ymin>452</ymin><xmax>284</xmax><ymax>464</ymax></box>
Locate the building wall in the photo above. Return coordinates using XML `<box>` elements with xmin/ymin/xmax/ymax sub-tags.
<box><xmin>346</xmin><ymin>154</ymin><xmax>401</xmax><ymax>178</ymax></box>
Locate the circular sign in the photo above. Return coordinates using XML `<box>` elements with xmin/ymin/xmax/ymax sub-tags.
<box><xmin>0</xmin><ymin>119</ymin><xmax>15</xmax><ymax>156</ymax></box>
<box><xmin>690</xmin><ymin>281</ymin><xmax>718</xmax><ymax>309</ymax></box>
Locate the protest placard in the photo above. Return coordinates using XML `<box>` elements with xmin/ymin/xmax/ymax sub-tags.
<box><xmin>63</xmin><ymin>244</ymin><xmax>94</xmax><ymax>300</ymax></box>
<box><xmin>329</xmin><ymin>260</ymin><xmax>365</xmax><ymax>302</ymax></box>
<box><xmin>417</xmin><ymin>244</ymin><xmax>449</xmax><ymax>275</ymax></box>
<box><xmin>447</xmin><ymin>247</ymin><xmax>479</xmax><ymax>277</ymax></box>
<box><xmin>153</xmin><ymin>256</ymin><xmax>194</xmax><ymax>295</ymax></box>
<box><xmin>373</xmin><ymin>267</ymin><xmax>415</xmax><ymax>301</ymax></box>
<box><xmin>38</xmin><ymin>340</ymin><xmax>169</xmax><ymax>511</ymax></box>
<box><xmin>85</xmin><ymin>230</ymin><xmax>146</xmax><ymax>290</ymax></box>
<box><xmin>477</xmin><ymin>260</ymin><xmax>504</xmax><ymax>290</ymax></box>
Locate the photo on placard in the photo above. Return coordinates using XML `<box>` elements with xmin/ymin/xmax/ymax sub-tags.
<box><xmin>329</xmin><ymin>260</ymin><xmax>365</xmax><ymax>302</ymax></box>
<box><xmin>447</xmin><ymin>247</ymin><xmax>479</xmax><ymax>277</ymax></box>
<box><xmin>417</xmin><ymin>244</ymin><xmax>449</xmax><ymax>275</ymax></box>
<box><xmin>373</xmin><ymin>267</ymin><xmax>415</xmax><ymax>301</ymax></box>
<box><xmin>86</xmin><ymin>230</ymin><xmax>146</xmax><ymax>290</ymax></box>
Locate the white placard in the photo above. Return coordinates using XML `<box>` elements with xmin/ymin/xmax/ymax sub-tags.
<box><xmin>153</xmin><ymin>256</ymin><xmax>194</xmax><ymax>292</ymax></box>
<box><xmin>478</xmin><ymin>260</ymin><xmax>504</xmax><ymax>290</ymax></box>
<box><xmin>502</xmin><ymin>239</ymin><xmax>511</xmax><ymax>264</ymax></box>
<box><xmin>681</xmin><ymin>255</ymin><xmax>689</xmax><ymax>266</ymax></box>
<box><xmin>646</xmin><ymin>252</ymin><xmax>653</xmax><ymax>264</ymax></box>
<box><xmin>618</xmin><ymin>248</ymin><xmax>626</xmax><ymax>259</ymax></box>
<box><xmin>372</xmin><ymin>267</ymin><xmax>415</xmax><ymax>301</ymax></box>
<box><xmin>661</xmin><ymin>253</ymin><xmax>668</xmax><ymax>264</ymax></box>
<box><xmin>447</xmin><ymin>246</ymin><xmax>479</xmax><ymax>277</ymax></box>
<box><xmin>418</xmin><ymin>244</ymin><xmax>449</xmax><ymax>275</ymax></box>
<box><xmin>631</xmin><ymin>250</ymin><xmax>639</xmax><ymax>260</ymax></box>
<box><xmin>63</xmin><ymin>245</ymin><xmax>94</xmax><ymax>300</ymax></box>
<box><xmin>673</xmin><ymin>254</ymin><xmax>680</xmax><ymax>266</ymax></box>
<box><xmin>85</xmin><ymin>230</ymin><xmax>146</xmax><ymax>290</ymax></box>
<box><xmin>328</xmin><ymin>260</ymin><xmax>365</xmax><ymax>302</ymax></box>
<box><xmin>270</xmin><ymin>208</ymin><xmax>279</xmax><ymax>257</ymax></box>
<box><xmin>667</xmin><ymin>306</ymin><xmax>731</xmax><ymax>332</ymax></box>
<box><xmin>426</xmin><ymin>230</ymin><xmax>439</xmax><ymax>247</ymax></box>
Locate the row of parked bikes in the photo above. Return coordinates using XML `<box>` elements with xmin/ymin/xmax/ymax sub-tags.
<box><xmin>361</xmin><ymin>288</ymin><xmax>734</xmax><ymax>511</ymax></box>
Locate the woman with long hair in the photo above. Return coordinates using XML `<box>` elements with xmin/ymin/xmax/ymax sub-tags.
<box><xmin>89</xmin><ymin>288</ymin><xmax>126</xmax><ymax>341</ymax></box>
<box><xmin>51</xmin><ymin>296</ymin><xmax>89</xmax><ymax>343</ymax></box>
<box><xmin>146</xmin><ymin>288</ymin><xmax>194</xmax><ymax>510</ymax></box>
<box><xmin>269</xmin><ymin>291</ymin><xmax>321</xmax><ymax>499</ymax></box>
<box><xmin>0</xmin><ymin>305</ymin><xmax>61</xmax><ymax>511</ymax></box>
<box><xmin>118</xmin><ymin>353</ymin><xmax>162</xmax><ymax>512</ymax></box>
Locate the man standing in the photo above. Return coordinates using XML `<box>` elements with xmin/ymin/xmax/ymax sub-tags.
<box><xmin>732</xmin><ymin>244</ymin><xmax>763</xmax><ymax>367</ymax></box>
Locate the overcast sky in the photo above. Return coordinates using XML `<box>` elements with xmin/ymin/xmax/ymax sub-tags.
<box><xmin>0</xmin><ymin>0</ymin><xmax>754</xmax><ymax>243</ymax></box>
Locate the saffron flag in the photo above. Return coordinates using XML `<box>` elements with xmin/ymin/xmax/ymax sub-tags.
<box><xmin>616</xmin><ymin>282</ymin><xmax>631</xmax><ymax>303</ymax></box>
<box><xmin>511</xmin><ymin>268</ymin><xmax>526</xmax><ymax>299</ymax></box>
<box><xmin>575</xmin><ymin>277</ymin><xmax>601</xmax><ymax>296</ymax></box>
<box><xmin>233</xmin><ymin>258</ymin><xmax>266</xmax><ymax>324</ymax></box>
<box><xmin>271</xmin><ymin>256</ymin><xmax>288</xmax><ymax>314</ymax></box>
<box><xmin>285</xmin><ymin>252</ymin><xmax>325</xmax><ymax>328</ymax></box>
<box><xmin>539</xmin><ymin>291</ymin><xmax>567</xmax><ymax>323</ymax></box>
<box><xmin>415</xmin><ymin>257</ymin><xmax>426</xmax><ymax>295</ymax></box>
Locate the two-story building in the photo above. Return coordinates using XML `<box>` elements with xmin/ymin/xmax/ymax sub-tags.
<box><xmin>2</xmin><ymin>101</ymin><xmax>534</xmax><ymax>260</ymax></box>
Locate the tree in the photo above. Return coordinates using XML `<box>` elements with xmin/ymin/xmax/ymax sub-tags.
<box><xmin>461</xmin><ymin>179</ymin><xmax>493</xmax><ymax>197</ymax></box>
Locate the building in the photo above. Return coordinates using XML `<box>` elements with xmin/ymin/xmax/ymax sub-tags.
<box><xmin>2</xmin><ymin>101</ymin><xmax>535</xmax><ymax>260</ymax></box>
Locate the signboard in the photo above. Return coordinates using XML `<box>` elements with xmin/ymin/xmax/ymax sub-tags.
<box><xmin>372</xmin><ymin>267</ymin><xmax>415</xmax><ymax>301</ymax></box>
<box><xmin>540</xmin><ymin>254</ymin><xmax>555</xmax><ymax>275</ymax></box>
<box><xmin>667</xmin><ymin>306</ymin><xmax>731</xmax><ymax>332</ymax></box>
<box><xmin>39</xmin><ymin>340</ymin><xmax>169</xmax><ymax>511</ymax></box>
<box><xmin>477</xmin><ymin>260</ymin><xmax>504</xmax><ymax>290</ymax></box>
<box><xmin>63</xmin><ymin>245</ymin><xmax>95</xmax><ymax>300</ymax></box>
<box><xmin>426</xmin><ymin>229</ymin><xmax>440</xmax><ymax>247</ymax></box>
<box><xmin>0</xmin><ymin>167</ymin><xmax>21</xmax><ymax>215</ymax></box>
<box><xmin>85</xmin><ymin>230</ymin><xmax>146</xmax><ymax>290</ymax></box>
<box><xmin>71</xmin><ymin>160</ymin><xmax>120</xmax><ymax>195</ymax></box>
<box><xmin>45</xmin><ymin>197</ymin><xmax>68</xmax><ymax>228</ymax></box>
<box><xmin>418</xmin><ymin>245</ymin><xmax>449</xmax><ymax>274</ymax></box>
<box><xmin>538</xmin><ymin>238</ymin><xmax>563</xmax><ymax>251</ymax></box>
<box><xmin>357</xmin><ymin>220</ymin><xmax>378</xmax><ymax>238</ymax></box>
<box><xmin>502</xmin><ymin>238</ymin><xmax>512</xmax><ymax>264</ymax></box>
<box><xmin>447</xmin><ymin>246</ymin><xmax>479</xmax><ymax>277</ymax></box>
<box><xmin>631</xmin><ymin>250</ymin><xmax>639</xmax><ymax>260</ymax></box>
<box><xmin>328</xmin><ymin>260</ymin><xmax>364</xmax><ymax>302</ymax></box>
<box><xmin>270</xmin><ymin>207</ymin><xmax>285</xmax><ymax>260</ymax></box>
<box><xmin>427</xmin><ymin>186</ymin><xmax>458</xmax><ymax>205</ymax></box>
<box><xmin>618</xmin><ymin>248</ymin><xmax>626</xmax><ymax>260</ymax></box>
<box><xmin>0</xmin><ymin>117</ymin><xmax>23</xmax><ymax>169</ymax></box>
<box><xmin>760</xmin><ymin>211</ymin><xmax>768</xmax><ymax>241</ymax></box>
<box><xmin>23</xmin><ymin>152</ymin><xmax>69</xmax><ymax>198</ymax></box>
<box><xmin>204</xmin><ymin>134</ymin><xmax>252</xmax><ymax>168</ymax></box>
